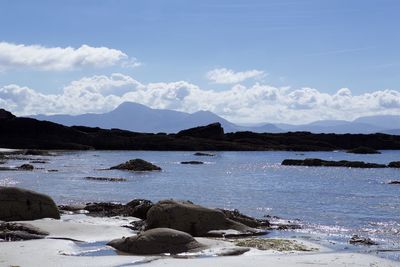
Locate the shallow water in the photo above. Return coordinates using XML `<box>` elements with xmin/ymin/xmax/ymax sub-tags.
<box><xmin>1</xmin><ymin>150</ymin><xmax>399</xmax><ymax>260</ymax></box>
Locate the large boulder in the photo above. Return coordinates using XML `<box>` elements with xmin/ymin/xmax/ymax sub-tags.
<box><xmin>107</xmin><ymin>228</ymin><xmax>205</xmax><ymax>255</ymax></box>
<box><xmin>0</xmin><ymin>187</ymin><xmax>60</xmax><ymax>221</ymax></box>
<box><xmin>110</xmin><ymin>159</ymin><xmax>161</xmax><ymax>171</ymax></box>
<box><xmin>146</xmin><ymin>200</ymin><xmax>264</xmax><ymax>237</ymax></box>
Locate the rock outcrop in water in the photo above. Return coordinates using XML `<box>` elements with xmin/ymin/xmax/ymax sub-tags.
<box><xmin>110</xmin><ymin>159</ymin><xmax>161</xmax><ymax>171</ymax></box>
<box><xmin>281</xmin><ymin>158</ymin><xmax>387</xmax><ymax>168</ymax></box>
<box><xmin>180</xmin><ymin>161</ymin><xmax>204</xmax><ymax>165</ymax></box>
<box><xmin>107</xmin><ymin>228</ymin><xmax>206</xmax><ymax>255</ymax></box>
<box><xmin>0</xmin><ymin>187</ymin><xmax>60</xmax><ymax>221</ymax></box>
<box><xmin>349</xmin><ymin>235</ymin><xmax>378</xmax><ymax>246</ymax></box>
<box><xmin>146</xmin><ymin>200</ymin><xmax>267</xmax><ymax>237</ymax></box>
<box><xmin>346</xmin><ymin>146</ymin><xmax>381</xmax><ymax>154</ymax></box>
<box><xmin>388</xmin><ymin>161</ymin><xmax>400</xmax><ymax>168</ymax></box>
<box><xmin>2</xmin><ymin>109</ymin><xmax>400</xmax><ymax>151</ymax></box>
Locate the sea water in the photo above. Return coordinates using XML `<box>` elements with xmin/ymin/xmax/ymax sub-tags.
<box><xmin>1</xmin><ymin>150</ymin><xmax>399</xmax><ymax>260</ymax></box>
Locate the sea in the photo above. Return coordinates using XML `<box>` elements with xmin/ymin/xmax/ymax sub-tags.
<box><xmin>1</xmin><ymin>150</ymin><xmax>399</xmax><ymax>261</ymax></box>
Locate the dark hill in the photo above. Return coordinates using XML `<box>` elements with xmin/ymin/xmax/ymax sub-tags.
<box><xmin>1</xmin><ymin>110</ymin><xmax>400</xmax><ymax>151</ymax></box>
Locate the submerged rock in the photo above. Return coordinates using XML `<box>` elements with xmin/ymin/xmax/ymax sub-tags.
<box><xmin>349</xmin><ymin>235</ymin><xmax>378</xmax><ymax>246</ymax></box>
<box><xmin>281</xmin><ymin>158</ymin><xmax>387</xmax><ymax>168</ymax></box>
<box><xmin>388</xmin><ymin>180</ymin><xmax>400</xmax><ymax>185</ymax></box>
<box><xmin>194</xmin><ymin>152</ymin><xmax>215</xmax><ymax>156</ymax></box>
<box><xmin>110</xmin><ymin>159</ymin><xmax>161</xmax><ymax>171</ymax></box>
<box><xmin>146</xmin><ymin>200</ymin><xmax>266</xmax><ymax>237</ymax></box>
<box><xmin>108</xmin><ymin>228</ymin><xmax>205</xmax><ymax>255</ymax></box>
<box><xmin>346</xmin><ymin>146</ymin><xmax>380</xmax><ymax>154</ymax></box>
<box><xmin>388</xmin><ymin>161</ymin><xmax>400</xmax><ymax>168</ymax></box>
<box><xmin>180</xmin><ymin>161</ymin><xmax>204</xmax><ymax>165</ymax></box>
<box><xmin>18</xmin><ymin>164</ymin><xmax>34</xmax><ymax>170</ymax></box>
<box><xmin>85</xmin><ymin>176</ymin><xmax>127</xmax><ymax>182</ymax></box>
<box><xmin>0</xmin><ymin>187</ymin><xmax>60</xmax><ymax>221</ymax></box>
<box><xmin>0</xmin><ymin>222</ymin><xmax>49</xmax><ymax>241</ymax></box>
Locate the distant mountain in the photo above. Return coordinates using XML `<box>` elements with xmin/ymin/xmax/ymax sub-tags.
<box><xmin>31</xmin><ymin>102</ymin><xmax>400</xmax><ymax>135</ymax></box>
<box><xmin>32</xmin><ymin>102</ymin><xmax>241</xmax><ymax>133</ymax></box>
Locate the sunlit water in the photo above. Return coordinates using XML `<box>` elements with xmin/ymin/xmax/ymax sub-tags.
<box><xmin>1</xmin><ymin>150</ymin><xmax>399</xmax><ymax>260</ymax></box>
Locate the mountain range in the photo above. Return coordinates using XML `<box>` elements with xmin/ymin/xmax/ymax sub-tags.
<box><xmin>32</xmin><ymin>102</ymin><xmax>400</xmax><ymax>135</ymax></box>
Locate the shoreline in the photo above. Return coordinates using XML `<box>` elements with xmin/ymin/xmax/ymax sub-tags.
<box><xmin>0</xmin><ymin>214</ymin><xmax>397</xmax><ymax>267</ymax></box>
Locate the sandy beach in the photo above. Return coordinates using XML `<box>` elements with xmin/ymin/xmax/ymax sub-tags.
<box><xmin>0</xmin><ymin>214</ymin><xmax>397</xmax><ymax>267</ymax></box>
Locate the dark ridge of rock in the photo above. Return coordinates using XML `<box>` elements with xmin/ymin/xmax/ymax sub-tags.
<box><xmin>84</xmin><ymin>202</ymin><xmax>125</xmax><ymax>217</ymax></box>
<box><xmin>48</xmin><ymin>169</ymin><xmax>58</xmax><ymax>172</ymax></box>
<box><xmin>388</xmin><ymin>180</ymin><xmax>400</xmax><ymax>184</ymax></box>
<box><xmin>2</xmin><ymin>109</ymin><xmax>400</xmax><ymax>151</ymax></box>
<box><xmin>84</xmin><ymin>176</ymin><xmax>127</xmax><ymax>182</ymax></box>
<box><xmin>0</xmin><ymin>187</ymin><xmax>60</xmax><ymax>221</ymax></box>
<box><xmin>146</xmin><ymin>200</ymin><xmax>267</xmax><ymax>237</ymax></box>
<box><xmin>83</xmin><ymin>199</ymin><xmax>153</xmax><ymax>219</ymax></box>
<box><xmin>349</xmin><ymin>235</ymin><xmax>378</xmax><ymax>246</ymax></box>
<box><xmin>388</xmin><ymin>161</ymin><xmax>400</xmax><ymax>168</ymax></box>
<box><xmin>180</xmin><ymin>161</ymin><xmax>204</xmax><ymax>165</ymax></box>
<box><xmin>346</xmin><ymin>146</ymin><xmax>381</xmax><ymax>154</ymax></box>
<box><xmin>0</xmin><ymin>222</ymin><xmax>49</xmax><ymax>241</ymax></box>
<box><xmin>18</xmin><ymin>164</ymin><xmax>34</xmax><ymax>170</ymax></box>
<box><xmin>218</xmin><ymin>209</ymin><xmax>270</xmax><ymax>228</ymax></box>
<box><xmin>108</xmin><ymin>228</ymin><xmax>206</xmax><ymax>255</ymax></box>
<box><xmin>177</xmin><ymin>123</ymin><xmax>224</xmax><ymax>140</ymax></box>
<box><xmin>110</xmin><ymin>159</ymin><xmax>161</xmax><ymax>171</ymax></box>
<box><xmin>194</xmin><ymin>152</ymin><xmax>215</xmax><ymax>156</ymax></box>
<box><xmin>0</xmin><ymin>109</ymin><xmax>16</xmax><ymax>120</ymax></box>
<box><xmin>281</xmin><ymin>158</ymin><xmax>387</xmax><ymax>168</ymax></box>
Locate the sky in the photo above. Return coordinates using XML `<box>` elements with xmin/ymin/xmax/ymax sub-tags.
<box><xmin>0</xmin><ymin>0</ymin><xmax>399</xmax><ymax>124</ymax></box>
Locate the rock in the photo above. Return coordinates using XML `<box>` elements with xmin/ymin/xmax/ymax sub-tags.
<box><xmin>180</xmin><ymin>161</ymin><xmax>204</xmax><ymax>165</ymax></box>
<box><xmin>388</xmin><ymin>180</ymin><xmax>400</xmax><ymax>185</ymax></box>
<box><xmin>30</xmin><ymin>160</ymin><xmax>48</xmax><ymax>164</ymax></box>
<box><xmin>47</xmin><ymin>169</ymin><xmax>58</xmax><ymax>172</ymax></box>
<box><xmin>110</xmin><ymin>159</ymin><xmax>161</xmax><ymax>171</ymax></box>
<box><xmin>215</xmin><ymin>247</ymin><xmax>250</xmax><ymax>256</ymax></box>
<box><xmin>346</xmin><ymin>146</ymin><xmax>380</xmax><ymax>154</ymax></box>
<box><xmin>177</xmin><ymin>123</ymin><xmax>224</xmax><ymax>140</ymax></box>
<box><xmin>85</xmin><ymin>176</ymin><xmax>127</xmax><ymax>182</ymax></box>
<box><xmin>84</xmin><ymin>199</ymin><xmax>153</xmax><ymax>219</ymax></box>
<box><xmin>281</xmin><ymin>158</ymin><xmax>387</xmax><ymax>168</ymax></box>
<box><xmin>146</xmin><ymin>200</ymin><xmax>266</xmax><ymax>237</ymax></box>
<box><xmin>349</xmin><ymin>235</ymin><xmax>377</xmax><ymax>245</ymax></box>
<box><xmin>107</xmin><ymin>228</ymin><xmax>205</xmax><ymax>255</ymax></box>
<box><xmin>218</xmin><ymin>209</ymin><xmax>270</xmax><ymax>228</ymax></box>
<box><xmin>0</xmin><ymin>222</ymin><xmax>49</xmax><ymax>241</ymax></box>
<box><xmin>388</xmin><ymin>161</ymin><xmax>400</xmax><ymax>168</ymax></box>
<box><xmin>0</xmin><ymin>187</ymin><xmax>60</xmax><ymax>221</ymax></box>
<box><xmin>18</xmin><ymin>164</ymin><xmax>34</xmax><ymax>170</ymax></box>
<box><xmin>126</xmin><ymin>199</ymin><xmax>154</xmax><ymax>220</ymax></box>
<box><xmin>194</xmin><ymin>152</ymin><xmax>215</xmax><ymax>156</ymax></box>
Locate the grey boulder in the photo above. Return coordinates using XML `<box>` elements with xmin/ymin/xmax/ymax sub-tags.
<box><xmin>0</xmin><ymin>187</ymin><xmax>60</xmax><ymax>221</ymax></box>
<box><xmin>107</xmin><ymin>228</ymin><xmax>205</xmax><ymax>255</ymax></box>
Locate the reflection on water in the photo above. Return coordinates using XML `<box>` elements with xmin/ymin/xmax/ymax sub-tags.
<box><xmin>0</xmin><ymin>150</ymin><xmax>399</xmax><ymax>260</ymax></box>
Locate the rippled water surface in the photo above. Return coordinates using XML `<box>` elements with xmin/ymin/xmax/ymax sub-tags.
<box><xmin>1</xmin><ymin>150</ymin><xmax>399</xmax><ymax>260</ymax></box>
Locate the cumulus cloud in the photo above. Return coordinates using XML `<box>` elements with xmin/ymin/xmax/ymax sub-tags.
<box><xmin>0</xmin><ymin>42</ymin><xmax>139</xmax><ymax>71</ymax></box>
<box><xmin>206</xmin><ymin>68</ymin><xmax>265</xmax><ymax>84</ymax></box>
<box><xmin>0</xmin><ymin>73</ymin><xmax>400</xmax><ymax>124</ymax></box>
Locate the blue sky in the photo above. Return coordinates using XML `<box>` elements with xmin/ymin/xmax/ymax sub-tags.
<box><xmin>0</xmin><ymin>0</ymin><xmax>399</xmax><ymax>123</ymax></box>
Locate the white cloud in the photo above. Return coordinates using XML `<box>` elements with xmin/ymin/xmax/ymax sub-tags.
<box><xmin>0</xmin><ymin>73</ymin><xmax>400</xmax><ymax>124</ymax></box>
<box><xmin>0</xmin><ymin>42</ymin><xmax>139</xmax><ymax>71</ymax></box>
<box><xmin>206</xmin><ymin>68</ymin><xmax>265</xmax><ymax>84</ymax></box>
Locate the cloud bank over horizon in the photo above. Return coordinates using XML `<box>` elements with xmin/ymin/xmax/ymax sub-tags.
<box><xmin>0</xmin><ymin>42</ymin><xmax>140</xmax><ymax>71</ymax></box>
<box><xmin>0</xmin><ymin>73</ymin><xmax>399</xmax><ymax>124</ymax></box>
